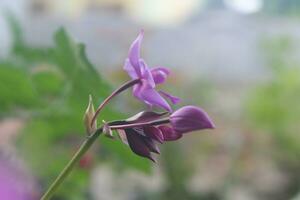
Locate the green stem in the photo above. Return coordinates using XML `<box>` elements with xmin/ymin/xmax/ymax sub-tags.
<box><xmin>40</xmin><ymin>128</ymin><xmax>103</xmax><ymax>200</ymax></box>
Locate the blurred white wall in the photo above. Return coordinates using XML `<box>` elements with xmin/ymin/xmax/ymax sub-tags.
<box><xmin>2</xmin><ymin>0</ymin><xmax>300</xmax><ymax>86</ymax></box>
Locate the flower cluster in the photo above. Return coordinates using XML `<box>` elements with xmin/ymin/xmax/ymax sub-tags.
<box><xmin>88</xmin><ymin>30</ymin><xmax>215</xmax><ymax>162</ymax></box>
<box><xmin>107</xmin><ymin>106</ymin><xmax>214</xmax><ymax>161</ymax></box>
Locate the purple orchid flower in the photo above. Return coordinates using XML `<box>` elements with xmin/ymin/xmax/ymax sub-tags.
<box><xmin>108</xmin><ymin>106</ymin><xmax>215</xmax><ymax>161</ymax></box>
<box><xmin>123</xmin><ymin>30</ymin><xmax>180</xmax><ymax>112</ymax></box>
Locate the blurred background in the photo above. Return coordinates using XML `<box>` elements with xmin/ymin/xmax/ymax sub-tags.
<box><xmin>0</xmin><ymin>0</ymin><xmax>300</xmax><ymax>199</ymax></box>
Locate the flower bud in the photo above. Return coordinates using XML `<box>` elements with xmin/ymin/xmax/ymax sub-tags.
<box><xmin>158</xmin><ymin>125</ymin><xmax>182</xmax><ymax>141</ymax></box>
<box><xmin>170</xmin><ymin>106</ymin><xmax>215</xmax><ymax>134</ymax></box>
<box><xmin>125</xmin><ymin>128</ymin><xmax>156</xmax><ymax>162</ymax></box>
<box><xmin>83</xmin><ymin>95</ymin><xmax>97</xmax><ymax>135</ymax></box>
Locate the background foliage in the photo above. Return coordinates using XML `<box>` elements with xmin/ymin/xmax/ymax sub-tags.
<box><xmin>0</xmin><ymin>15</ymin><xmax>150</xmax><ymax>199</ymax></box>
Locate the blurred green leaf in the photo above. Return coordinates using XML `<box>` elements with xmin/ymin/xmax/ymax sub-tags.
<box><xmin>32</xmin><ymin>69</ymin><xmax>64</xmax><ymax>96</ymax></box>
<box><xmin>247</xmin><ymin>37</ymin><xmax>300</xmax><ymax>162</ymax></box>
<box><xmin>0</xmin><ymin>62</ymin><xmax>37</xmax><ymax>112</ymax></box>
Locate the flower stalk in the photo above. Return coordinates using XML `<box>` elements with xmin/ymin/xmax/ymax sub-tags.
<box><xmin>40</xmin><ymin>128</ymin><xmax>103</xmax><ymax>200</ymax></box>
<box><xmin>109</xmin><ymin>118</ymin><xmax>170</xmax><ymax>130</ymax></box>
<box><xmin>90</xmin><ymin>78</ymin><xmax>140</xmax><ymax>127</ymax></box>
<box><xmin>40</xmin><ymin>117</ymin><xmax>169</xmax><ymax>200</ymax></box>
<box><xmin>41</xmin><ymin>79</ymin><xmax>141</xmax><ymax>200</ymax></box>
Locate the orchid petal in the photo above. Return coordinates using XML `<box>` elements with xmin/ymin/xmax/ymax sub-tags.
<box><xmin>151</xmin><ymin>67</ymin><xmax>170</xmax><ymax>84</ymax></box>
<box><xmin>158</xmin><ymin>125</ymin><xmax>182</xmax><ymax>141</ymax></box>
<box><xmin>128</xmin><ymin>30</ymin><xmax>144</xmax><ymax>77</ymax></box>
<box><xmin>125</xmin><ymin>129</ymin><xmax>155</xmax><ymax>162</ymax></box>
<box><xmin>142</xmin><ymin>138</ymin><xmax>160</xmax><ymax>154</ymax></box>
<box><xmin>143</xmin><ymin>126</ymin><xmax>164</xmax><ymax>143</ymax></box>
<box><xmin>132</xmin><ymin>81</ymin><xmax>170</xmax><ymax>111</ymax></box>
<box><xmin>123</xmin><ymin>59</ymin><xmax>138</xmax><ymax>79</ymax></box>
<box><xmin>132</xmin><ymin>83</ymin><xmax>144</xmax><ymax>102</ymax></box>
<box><xmin>139</xmin><ymin>59</ymin><xmax>155</xmax><ymax>88</ymax></box>
<box><xmin>134</xmin><ymin>80</ymin><xmax>172</xmax><ymax>112</ymax></box>
<box><xmin>140</xmin><ymin>88</ymin><xmax>171</xmax><ymax>111</ymax></box>
<box><xmin>159</xmin><ymin>90</ymin><xmax>181</xmax><ymax>104</ymax></box>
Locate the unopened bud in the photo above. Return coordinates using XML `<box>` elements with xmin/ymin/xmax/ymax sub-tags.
<box><xmin>84</xmin><ymin>95</ymin><xmax>97</xmax><ymax>135</ymax></box>
<box><xmin>103</xmin><ymin>120</ymin><xmax>114</xmax><ymax>138</ymax></box>
<box><xmin>170</xmin><ymin>106</ymin><xmax>215</xmax><ymax>134</ymax></box>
